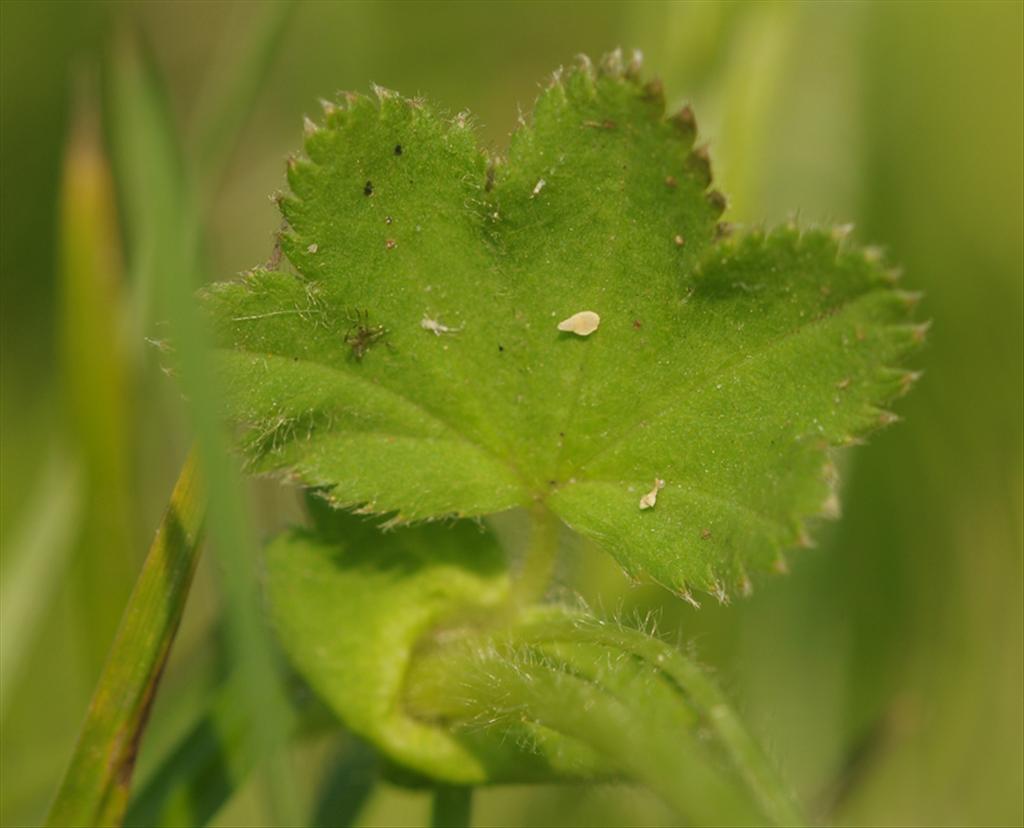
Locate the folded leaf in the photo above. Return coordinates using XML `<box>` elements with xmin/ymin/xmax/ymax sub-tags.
<box><xmin>203</xmin><ymin>50</ymin><xmax>921</xmax><ymax>596</ymax></box>
<box><xmin>267</xmin><ymin>511</ymin><xmax>802</xmax><ymax>824</ymax></box>
<box><xmin>265</xmin><ymin>512</ymin><xmax>607</xmax><ymax>784</ymax></box>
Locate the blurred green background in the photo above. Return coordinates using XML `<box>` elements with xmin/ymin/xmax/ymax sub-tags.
<box><xmin>1</xmin><ymin>1</ymin><xmax>1021</xmax><ymax>826</ymax></box>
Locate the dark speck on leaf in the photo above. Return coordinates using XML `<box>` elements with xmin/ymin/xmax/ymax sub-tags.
<box><xmin>498</xmin><ymin>343</ymin><xmax>504</xmax><ymax>352</ymax></box>
<box><xmin>364</xmin><ymin>180</ymin><xmax>374</xmax><ymax>196</ymax></box>
<box><xmin>394</xmin><ymin>144</ymin><xmax>403</xmax><ymax>156</ymax></box>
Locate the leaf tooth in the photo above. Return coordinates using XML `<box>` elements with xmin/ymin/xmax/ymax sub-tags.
<box><xmin>710</xmin><ymin>578</ymin><xmax>730</xmax><ymax>605</ymax></box>
<box><xmin>685</xmin><ymin>145</ymin><xmax>713</xmax><ymax>187</ymax></box>
<box><xmin>599</xmin><ymin>48</ymin><xmax>625</xmax><ymax>77</ymax></box>
<box><xmin>674</xmin><ymin>588</ymin><xmax>702</xmax><ymax>609</ymax></box>
<box><xmin>796</xmin><ymin>526</ymin><xmax>816</xmax><ymax>549</ymax></box>
<box><xmin>738</xmin><ymin>570</ymin><xmax>754</xmax><ymax>597</ymax></box>
<box><xmin>706</xmin><ymin>190</ymin><xmax>728</xmax><ymax>217</ymax></box>
<box><xmin>911</xmin><ymin>320</ymin><xmax>932</xmax><ymax>343</ymax></box>
<box><xmin>379</xmin><ymin>512</ymin><xmax>411</xmax><ymax>530</ymax></box>
<box><xmin>620</xmin><ymin>567</ymin><xmax>642</xmax><ymax>588</ymax></box>
<box><xmin>882</xmin><ymin>266</ymin><xmax>905</xmax><ymax>285</ymax></box>
<box><xmin>370</xmin><ymin>82</ymin><xmax>398</xmax><ymax>102</ymax></box>
<box><xmin>286</xmin><ymin>155</ymin><xmax>319</xmax><ymax>199</ymax></box>
<box><xmin>450</xmin><ymin>110</ymin><xmax>474</xmax><ymax>131</ymax></box>
<box><xmin>830</xmin><ymin>222</ymin><xmax>855</xmax><ymax>242</ymax></box>
<box><xmin>625</xmin><ymin>48</ymin><xmax>644</xmax><ymax>80</ymax></box>
<box><xmin>772</xmin><ymin>554</ymin><xmax>790</xmax><ymax>574</ymax></box>
<box><xmin>318</xmin><ymin>97</ymin><xmax>339</xmax><ymax>122</ymax></box>
<box><xmin>643</xmin><ymin>78</ymin><xmax>665</xmax><ymax>105</ymax></box>
<box><xmin>668</xmin><ymin>104</ymin><xmax>697</xmax><ymax>144</ymax></box>
<box><xmin>822</xmin><ymin>457</ymin><xmax>839</xmax><ymax>485</ymax></box>
<box><xmin>302</xmin><ymin>115</ymin><xmax>319</xmax><ymax>137</ymax></box>
<box><xmin>876</xmin><ymin>409</ymin><xmax>901</xmax><ymax>428</ymax></box>
<box><xmin>899</xmin><ymin>369</ymin><xmax>924</xmax><ymax>395</ymax></box>
<box><xmin>820</xmin><ymin>491</ymin><xmax>842</xmax><ymax>520</ymax></box>
<box><xmin>573</xmin><ymin>53</ymin><xmax>595</xmax><ymax>78</ymax></box>
<box><xmin>836</xmin><ymin>433</ymin><xmax>867</xmax><ymax>448</ymax></box>
<box><xmin>862</xmin><ymin>244</ymin><xmax>886</xmax><ymax>265</ymax></box>
<box><xmin>894</xmin><ymin>289</ymin><xmax>923</xmax><ymax>310</ymax></box>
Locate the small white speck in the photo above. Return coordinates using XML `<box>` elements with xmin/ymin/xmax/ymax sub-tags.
<box><xmin>557</xmin><ymin>310</ymin><xmax>600</xmax><ymax>336</ymax></box>
<box><xmin>639</xmin><ymin>478</ymin><xmax>665</xmax><ymax>510</ymax></box>
<box><xmin>531</xmin><ymin>178</ymin><xmax>546</xmax><ymax>197</ymax></box>
<box><xmin>306</xmin><ymin>243</ymin><xmax>318</xmax><ymax>254</ymax></box>
<box><xmin>420</xmin><ymin>316</ymin><xmax>462</xmax><ymax>336</ymax></box>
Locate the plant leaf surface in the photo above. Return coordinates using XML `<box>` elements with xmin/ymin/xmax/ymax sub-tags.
<box><xmin>203</xmin><ymin>52</ymin><xmax>920</xmax><ymax>596</ymax></box>
<box><xmin>265</xmin><ymin>507</ymin><xmax>608</xmax><ymax>784</ymax></box>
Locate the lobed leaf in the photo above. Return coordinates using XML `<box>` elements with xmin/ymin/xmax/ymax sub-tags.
<box><xmin>203</xmin><ymin>50</ymin><xmax>921</xmax><ymax>597</ymax></box>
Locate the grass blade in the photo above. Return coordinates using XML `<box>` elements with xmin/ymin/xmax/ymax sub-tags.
<box><xmin>188</xmin><ymin>0</ymin><xmax>294</xmax><ymax>190</ymax></box>
<box><xmin>0</xmin><ymin>446</ymin><xmax>81</xmax><ymax>718</ymax></box>
<box><xmin>309</xmin><ymin>739</ymin><xmax>377</xmax><ymax>828</ymax></box>
<box><xmin>125</xmin><ymin>683</ymin><xmax>250</xmax><ymax>828</ymax></box>
<box><xmin>46</xmin><ymin>452</ymin><xmax>205</xmax><ymax>827</ymax></box>
<box><xmin>107</xmin><ymin>31</ymin><xmax>300</xmax><ymax>826</ymax></box>
<box><xmin>59</xmin><ymin>71</ymin><xmax>139</xmax><ymax>673</ymax></box>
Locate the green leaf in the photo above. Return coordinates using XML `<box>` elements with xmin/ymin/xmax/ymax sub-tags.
<box><xmin>203</xmin><ymin>50</ymin><xmax>921</xmax><ymax>597</ymax></box>
<box><xmin>266</xmin><ymin>512</ymin><xmax>803</xmax><ymax>825</ymax></box>
<box><xmin>265</xmin><ymin>511</ymin><xmax>608</xmax><ymax>785</ymax></box>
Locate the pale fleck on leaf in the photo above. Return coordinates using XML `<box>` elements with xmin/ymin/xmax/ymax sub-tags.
<box><xmin>557</xmin><ymin>310</ymin><xmax>601</xmax><ymax>336</ymax></box>
<box><xmin>202</xmin><ymin>51</ymin><xmax>921</xmax><ymax>599</ymax></box>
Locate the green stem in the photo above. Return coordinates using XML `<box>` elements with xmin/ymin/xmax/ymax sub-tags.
<box><xmin>515</xmin><ymin>614</ymin><xmax>807</xmax><ymax>827</ymax></box>
<box><xmin>406</xmin><ymin>609</ymin><xmax>805</xmax><ymax>827</ymax></box>
<box><xmin>430</xmin><ymin>786</ymin><xmax>473</xmax><ymax>828</ymax></box>
<box><xmin>46</xmin><ymin>451</ymin><xmax>205</xmax><ymax>828</ymax></box>
<box><xmin>510</xmin><ymin>504</ymin><xmax>559</xmax><ymax>605</ymax></box>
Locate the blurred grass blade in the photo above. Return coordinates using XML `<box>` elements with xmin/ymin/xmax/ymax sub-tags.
<box><xmin>713</xmin><ymin>2</ymin><xmax>796</xmax><ymax>218</ymax></box>
<box><xmin>189</xmin><ymin>0</ymin><xmax>293</xmax><ymax>189</ymax></box>
<box><xmin>0</xmin><ymin>446</ymin><xmax>81</xmax><ymax>718</ymax></box>
<box><xmin>46</xmin><ymin>452</ymin><xmax>205</xmax><ymax>828</ymax></box>
<box><xmin>127</xmin><ymin>673</ymin><xmax>348</xmax><ymax>827</ymax></box>
<box><xmin>59</xmin><ymin>72</ymin><xmax>138</xmax><ymax>672</ymax></box>
<box><xmin>106</xmin><ymin>32</ymin><xmax>196</xmax><ymax>335</ymax></box>
<box><xmin>310</xmin><ymin>740</ymin><xmax>377</xmax><ymax>828</ymax></box>
<box><xmin>108</xmin><ymin>31</ymin><xmax>300</xmax><ymax>826</ymax></box>
<box><xmin>125</xmin><ymin>684</ymin><xmax>251</xmax><ymax>827</ymax></box>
